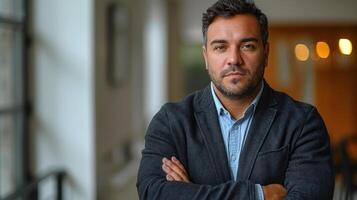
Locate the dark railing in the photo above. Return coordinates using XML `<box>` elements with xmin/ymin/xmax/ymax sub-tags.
<box><xmin>0</xmin><ymin>106</ymin><xmax>25</xmax><ymax>115</ymax></box>
<box><xmin>0</xmin><ymin>15</ymin><xmax>23</xmax><ymax>27</ymax></box>
<box><xmin>0</xmin><ymin>170</ymin><xmax>66</xmax><ymax>200</ymax></box>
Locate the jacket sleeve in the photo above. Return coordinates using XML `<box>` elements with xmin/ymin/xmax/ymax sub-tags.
<box><xmin>284</xmin><ymin>107</ymin><xmax>334</xmax><ymax>200</ymax></box>
<box><xmin>136</xmin><ymin>106</ymin><xmax>257</xmax><ymax>200</ymax></box>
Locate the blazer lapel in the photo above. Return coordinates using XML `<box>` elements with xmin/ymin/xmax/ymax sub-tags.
<box><xmin>237</xmin><ymin>83</ymin><xmax>278</xmax><ymax>181</ymax></box>
<box><xmin>194</xmin><ymin>86</ymin><xmax>232</xmax><ymax>182</ymax></box>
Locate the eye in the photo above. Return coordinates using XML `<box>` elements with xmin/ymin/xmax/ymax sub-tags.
<box><xmin>213</xmin><ymin>45</ymin><xmax>227</xmax><ymax>52</ymax></box>
<box><xmin>241</xmin><ymin>43</ymin><xmax>257</xmax><ymax>51</ymax></box>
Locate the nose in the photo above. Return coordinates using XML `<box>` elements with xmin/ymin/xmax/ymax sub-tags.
<box><xmin>227</xmin><ymin>47</ymin><xmax>243</xmax><ymax>66</ymax></box>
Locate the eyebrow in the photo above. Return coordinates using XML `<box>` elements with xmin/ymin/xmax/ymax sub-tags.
<box><xmin>209</xmin><ymin>37</ymin><xmax>259</xmax><ymax>46</ymax></box>
<box><xmin>209</xmin><ymin>40</ymin><xmax>227</xmax><ymax>46</ymax></box>
<box><xmin>240</xmin><ymin>37</ymin><xmax>258</xmax><ymax>43</ymax></box>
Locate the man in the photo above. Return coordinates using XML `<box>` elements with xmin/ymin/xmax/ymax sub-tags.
<box><xmin>137</xmin><ymin>0</ymin><xmax>334</xmax><ymax>199</ymax></box>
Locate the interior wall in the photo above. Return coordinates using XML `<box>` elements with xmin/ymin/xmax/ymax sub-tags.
<box><xmin>93</xmin><ymin>0</ymin><xmax>144</xmax><ymax>199</ymax></box>
<box><xmin>30</xmin><ymin>0</ymin><xmax>95</xmax><ymax>199</ymax></box>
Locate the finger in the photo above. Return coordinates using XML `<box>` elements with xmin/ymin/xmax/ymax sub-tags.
<box><xmin>275</xmin><ymin>184</ymin><xmax>287</xmax><ymax>195</ymax></box>
<box><xmin>281</xmin><ymin>186</ymin><xmax>287</xmax><ymax>196</ymax></box>
<box><xmin>163</xmin><ymin>157</ymin><xmax>190</xmax><ymax>182</ymax></box>
<box><xmin>171</xmin><ymin>156</ymin><xmax>188</xmax><ymax>174</ymax></box>
<box><xmin>162</xmin><ymin>162</ymin><xmax>173</xmax><ymax>175</ymax></box>
<box><xmin>162</xmin><ymin>158</ymin><xmax>183</xmax><ymax>181</ymax></box>
<box><xmin>171</xmin><ymin>157</ymin><xmax>191</xmax><ymax>183</ymax></box>
<box><xmin>164</xmin><ymin>161</ymin><xmax>190</xmax><ymax>182</ymax></box>
<box><xmin>163</xmin><ymin>162</ymin><xmax>190</xmax><ymax>183</ymax></box>
<box><xmin>162</xmin><ymin>157</ymin><xmax>175</xmax><ymax>175</ymax></box>
<box><xmin>162</xmin><ymin>164</ymin><xmax>184</xmax><ymax>181</ymax></box>
<box><xmin>164</xmin><ymin>160</ymin><xmax>186</xmax><ymax>178</ymax></box>
<box><xmin>162</xmin><ymin>157</ymin><xmax>169</xmax><ymax>164</ymax></box>
<box><xmin>164</xmin><ymin>156</ymin><xmax>186</xmax><ymax>174</ymax></box>
<box><xmin>166</xmin><ymin>174</ymin><xmax>174</xmax><ymax>181</ymax></box>
<box><xmin>162</xmin><ymin>163</ymin><xmax>169</xmax><ymax>173</ymax></box>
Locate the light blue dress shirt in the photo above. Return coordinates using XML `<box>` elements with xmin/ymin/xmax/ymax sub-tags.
<box><xmin>210</xmin><ymin>82</ymin><xmax>265</xmax><ymax>200</ymax></box>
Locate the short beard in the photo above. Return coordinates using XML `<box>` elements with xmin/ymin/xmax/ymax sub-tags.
<box><xmin>213</xmin><ymin>78</ymin><xmax>260</xmax><ymax>100</ymax></box>
<box><xmin>209</xmin><ymin>64</ymin><xmax>264</xmax><ymax>100</ymax></box>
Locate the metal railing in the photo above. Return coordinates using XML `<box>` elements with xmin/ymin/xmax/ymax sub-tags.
<box><xmin>0</xmin><ymin>170</ymin><xmax>66</xmax><ymax>200</ymax></box>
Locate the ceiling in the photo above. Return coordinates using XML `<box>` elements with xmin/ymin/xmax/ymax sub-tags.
<box><xmin>181</xmin><ymin>0</ymin><xmax>357</xmax><ymax>43</ymax></box>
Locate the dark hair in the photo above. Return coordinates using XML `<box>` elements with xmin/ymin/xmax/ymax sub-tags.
<box><xmin>202</xmin><ymin>0</ymin><xmax>268</xmax><ymax>46</ymax></box>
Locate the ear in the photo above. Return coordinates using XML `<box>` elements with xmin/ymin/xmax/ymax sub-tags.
<box><xmin>202</xmin><ymin>46</ymin><xmax>208</xmax><ymax>70</ymax></box>
<box><xmin>264</xmin><ymin>42</ymin><xmax>270</xmax><ymax>67</ymax></box>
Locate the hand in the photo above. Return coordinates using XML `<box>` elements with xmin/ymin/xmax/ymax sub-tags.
<box><xmin>162</xmin><ymin>156</ymin><xmax>190</xmax><ymax>183</ymax></box>
<box><xmin>262</xmin><ymin>184</ymin><xmax>287</xmax><ymax>200</ymax></box>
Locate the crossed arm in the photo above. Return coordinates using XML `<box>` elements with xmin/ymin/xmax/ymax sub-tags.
<box><xmin>162</xmin><ymin>156</ymin><xmax>286</xmax><ymax>200</ymax></box>
<box><xmin>137</xmin><ymin>106</ymin><xmax>334</xmax><ymax>200</ymax></box>
<box><xmin>137</xmin><ymin>108</ymin><xmax>276</xmax><ymax>200</ymax></box>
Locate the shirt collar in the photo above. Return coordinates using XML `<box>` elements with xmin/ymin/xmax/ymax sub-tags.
<box><xmin>210</xmin><ymin>81</ymin><xmax>264</xmax><ymax>118</ymax></box>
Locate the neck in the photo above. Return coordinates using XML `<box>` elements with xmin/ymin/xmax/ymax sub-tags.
<box><xmin>213</xmin><ymin>83</ymin><xmax>262</xmax><ymax>120</ymax></box>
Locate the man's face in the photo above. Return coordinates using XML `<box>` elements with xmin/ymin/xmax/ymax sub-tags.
<box><xmin>203</xmin><ymin>14</ymin><xmax>269</xmax><ymax>99</ymax></box>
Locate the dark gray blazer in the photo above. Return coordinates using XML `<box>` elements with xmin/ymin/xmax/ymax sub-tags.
<box><xmin>137</xmin><ymin>83</ymin><xmax>334</xmax><ymax>200</ymax></box>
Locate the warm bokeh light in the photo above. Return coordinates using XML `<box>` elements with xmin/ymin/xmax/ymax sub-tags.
<box><xmin>316</xmin><ymin>41</ymin><xmax>330</xmax><ymax>58</ymax></box>
<box><xmin>339</xmin><ymin>38</ymin><xmax>353</xmax><ymax>55</ymax></box>
<box><xmin>295</xmin><ymin>44</ymin><xmax>310</xmax><ymax>61</ymax></box>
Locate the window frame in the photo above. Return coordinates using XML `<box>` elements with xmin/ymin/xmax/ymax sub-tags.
<box><xmin>0</xmin><ymin>0</ymin><xmax>31</xmax><ymax>197</ymax></box>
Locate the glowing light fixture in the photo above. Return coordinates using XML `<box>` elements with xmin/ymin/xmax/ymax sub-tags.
<box><xmin>339</xmin><ymin>38</ymin><xmax>353</xmax><ymax>55</ymax></box>
<box><xmin>295</xmin><ymin>44</ymin><xmax>309</xmax><ymax>61</ymax></box>
<box><xmin>316</xmin><ymin>41</ymin><xmax>330</xmax><ymax>58</ymax></box>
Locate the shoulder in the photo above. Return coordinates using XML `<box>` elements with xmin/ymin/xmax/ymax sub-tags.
<box><xmin>152</xmin><ymin>85</ymin><xmax>213</xmax><ymax>127</ymax></box>
<box><xmin>148</xmin><ymin>88</ymin><xmax>208</xmax><ymax>133</ymax></box>
<box><xmin>160</xmin><ymin>87</ymin><xmax>209</xmax><ymax>116</ymax></box>
<box><xmin>269</xmin><ymin>88</ymin><xmax>322</xmax><ymax>124</ymax></box>
<box><xmin>273</xmin><ymin>90</ymin><xmax>314</xmax><ymax>112</ymax></box>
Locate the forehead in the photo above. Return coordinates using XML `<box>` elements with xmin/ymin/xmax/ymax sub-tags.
<box><xmin>207</xmin><ymin>14</ymin><xmax>261</xmax><ymax>43</ymax></box>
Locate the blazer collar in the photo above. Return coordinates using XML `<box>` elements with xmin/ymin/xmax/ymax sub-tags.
<box><xmin>194</xmin><ymin>81</ymin><xmax>278</xmax><ymax>181</ymax></box>
<box><xmin>194</xmin><ymin>85</ymin><xmax>232</xmax><ymax>181</ymax></box>
<box><xmin>237</xmin><ymin>82</ymin><xmax>278</xmax><ymax>180</ymax></box>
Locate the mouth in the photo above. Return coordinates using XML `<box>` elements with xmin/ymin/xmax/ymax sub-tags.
<box><xmin>224</xmin><ymin>71</ymin><xmax>245</xmax><ymax>78</ymax></box>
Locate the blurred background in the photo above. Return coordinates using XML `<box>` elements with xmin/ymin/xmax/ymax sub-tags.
<box><xmin>0</xmin><ymin>0</ymin><xmax>357</xmax><ymax>199</ymax></box>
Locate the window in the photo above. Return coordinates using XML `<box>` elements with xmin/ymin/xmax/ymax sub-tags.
<box><xmin>0</xmin><ymin>0</ymin><xmax>27</xmax><ymax>197</ymax></box>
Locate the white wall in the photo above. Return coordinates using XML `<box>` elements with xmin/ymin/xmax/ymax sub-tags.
<box><xmin>144</xmin><ymin>0</ymin><xmax>169</xmax><ymax>121</ymax></box>
<box><xmin>31</xmin><ymin>0</ymin><xmax>95</xmax><ymax>199</ymax></box>
<box><xmin>182</xmin><ymin>0</ymin><xmax>357</xmax><ymax>43</ymax></box>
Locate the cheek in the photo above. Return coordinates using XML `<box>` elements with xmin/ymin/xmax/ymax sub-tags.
<box><xmin>243</xmin><ymin>53</ymin><xmax>265</xmax><ymax>69</ymax></box>
<box><xmin>208</xmin><ymin>55</ymin><xmax>226</xmax><ymax>71</ymax></box>
<box><xmin>207</xmin><ymin>65</ymin><xmax>219</xmax><ymax>78</ymax></box>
